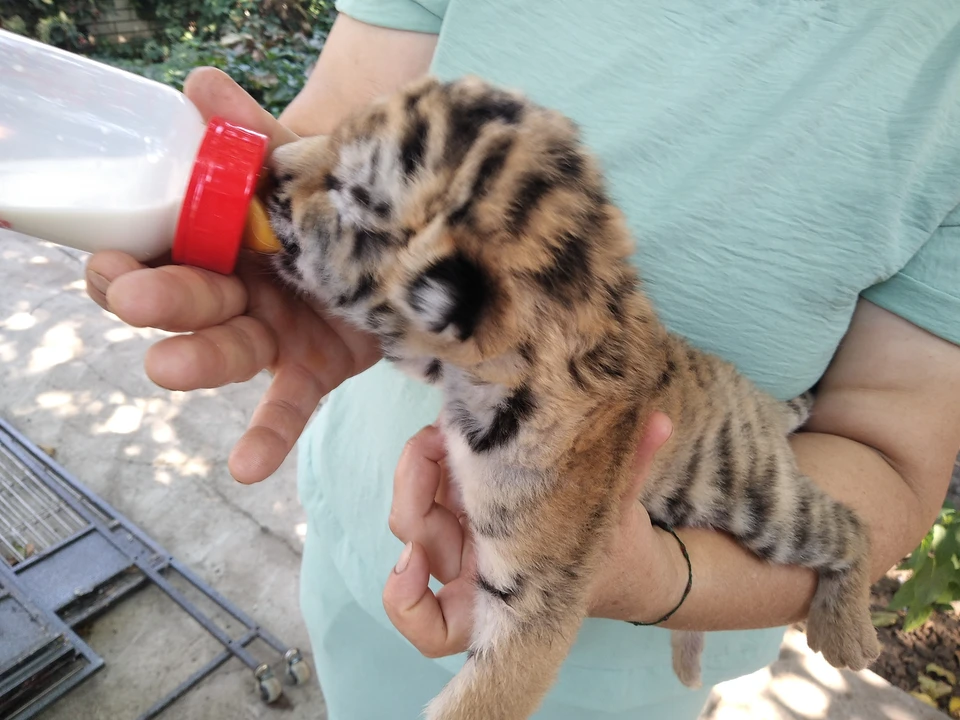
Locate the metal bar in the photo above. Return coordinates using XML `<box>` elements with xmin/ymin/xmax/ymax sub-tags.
<box><xmin>0</xmin><ymin>493</ymin><xmax>33</xmax><ymax>558</ymax></box>
<box><xmin>168</xmin><ymin>559</ymin><xmax>289</xmax><ymax>655</ymax></box>
<box><xmin>0</xmin><ymin>559</ymin><xmax>103</xmax><ymax>720</ymax></box>
<box><xmin>8</xmin><ymin>527</ymin><xmax>95</xmax><ymax>575</ymax></box>
<box><xmin>0</xmin><ymin>527</ymin><xmax>24</xmax><ymax>564</ymax></box>
<box><xmin>0</xmin><ymin>446</ymin><xmax>86</xmax><ymax>566</ymax></box>
<box><xmin>0</xmin><ymin>446</ymin><xmax>84</xmax><ymax>535</ymax></box>
<box><xmin>0</xmin><ymin>484</ymin><xmax>59</xmax><ymax>550</ymax></box>
<box><xmin>136</xmin><ymin>629</ymin><xmax>259</xmax><ymax>720</ymax></box>
<box><xmin>0</xmin><ymin>461</ymin><xmax>68</xmax><ymax>540</ymax></box>
<box><xmin>0</xmin><ymin>420</ymin><xmax>266</xmax><ymax>669</ymax></box>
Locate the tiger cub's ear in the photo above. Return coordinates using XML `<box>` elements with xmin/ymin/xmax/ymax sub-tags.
<box><xmin>406</xmin><ymin>251</ymin><xmax>491</xmax><ymax>341</ymax></box>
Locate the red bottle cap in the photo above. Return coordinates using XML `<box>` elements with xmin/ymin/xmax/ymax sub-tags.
<box><xmin>172</xmin><ymin>117</ymin><xmax>268</xmax><ymax>274</ymax></box>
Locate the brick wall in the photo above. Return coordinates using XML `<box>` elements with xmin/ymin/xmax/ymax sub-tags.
<box><xmin>88</xmin><ymin>0</ymin><xmax>156</xmax><ymax>42</ymax></box>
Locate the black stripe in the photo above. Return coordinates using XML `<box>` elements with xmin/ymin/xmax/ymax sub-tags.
<box><xmin>655</xmin><ymin>359</ymin><xmax>676</xmax><ymax>392</ymax></box>
<box><xmin>424</xmin><ymin>359</ymin><xmax>443</xmax><ymax>384</ymax></box>
<box><xmin>831</xmin><ymin>504</ymin><xmax>856</xmax><ymax>563</ymax></box>
<box><xmin>408</xmin><ymin>252</ymin><xmax>491</xmax><ymax>340</ymax></box>
<box><xmin>518</xmin><ymin>342</ymin><xmax>535</xmax><ymax>364</ymax></box>
<box><xmin>476</xmin><ymin>574</ymin><xmax>520</xmax><ymax>604</ymax></box>
<box><xmin>686</xmin><ymin>348</ymin><xmax>709</xmax><ymax>390</ymax></box>
<box><xmin>400</xmin><ymin>116</ymin><xmax>429</xmax><ymax>178</ymax></box>
<box><xmin>449</xmin><ymin>135</ymin><xmax>514</xmax><ymax>226</ymax></box>
<box><xmin>604</xmin><ymin>275</ymin><xmax>636</xmax><ymax>324</ymax></box>
<box><xmin>583</xmin><ymin>338</ymin><xmax>626</xmax><ymax>379</ymax></box>
<box><xmin>553</xmin><ymin>142</ymin><xmax>584</xmax><ymax>181</ymax></box>
<box><xmin>473</xmin><ymin>502</ymin><xmax>516</xmax><ymax>539</ymax></box>
<box><xmin>335</xmin><ymin>274</ymin><xmax>375</xmax><ymax>307</ymax></box>
<box><xmin>457</xmin><ymin>385</ymin><xmax>536</xmax><ymax>453</ymax></box>
<box><xmin>568</xmin><ymin>357</ymin><xmax>587</xmax><ymax>391</ymax></box>
<box><xmin>444</xmin><ymin>91</ymin><xmax>523</xmax><ymax>164</ymax></box>
<box><xmin>350</xmin><ymin>185</ymin><xmax>371</xmax><ymax>207</ymax></box>
<box><xmin>663</xmin><ymin>485</ymin><xmax>692</xmax><ymax>527</ymax></box>
<box><xmin>505</xmin><ymin>171</ymin><xmax>553</xmax><ymax>235</ymax></box>
<box><xmin>663</xmin><ymin>442</ymin><xmax>701</xmax><ymax>526</ymax></box>
<box><xmin>279</xmin><ymin>247</ymin><xmax>300</xmax><ymax>276</ymax></box>
<box><xmin>405</xmin><ymin>84</ymin><xmax>427</xmax><ymax>111</ymax></box>
<box><xmin>530</xmin><ymin>231</ymin><xmax>592</xmax><ymax>301</ymax></box>
<box><xmin>368</xmin><ymin>145</ymin><xmax>381</xmax><ymax>183</ymax></box>
<box><xmin>324</xmin><ymin>172</ymin><xmax>341</xmax><ymax>192</ymax></box>
<box><xmin>352</xmin><ymin>228</ymin><xmax>392</xmax><ymax>261</ymax></box>
<box><xmin>740</xmin><ymin>459</ymin><xmax>776</xmax><ymax>542</ymax></box>
<box><xmin>716</xmin><ymin>418</ymin><xmax>735</xmax><ymax>497</ymax></box>
<box><xmin>792</xmin><ymin>483</ymin><xmax>812</xmax><ymax>559</ymax></box>
<box><xmin>367</xmin><ymin>302</ymin><xmax>396</xmax><ymax>331</ymax></box>
<box><xmin>754</xmin><ymin>541</ymin><xmax>778</xmax><ymax>560</ymax></box>
<box><xmin>268</xmin><ymin>193</ymin><xmax>292</xmax><ymax>223</ymax></box>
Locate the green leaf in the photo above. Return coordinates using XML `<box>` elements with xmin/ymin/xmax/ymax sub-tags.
<box><xmin>871</xmin><ymin>610</ymin><xmax>900</xmax><ymax>628</ymax></box>
<box><xmin>891</xmin><ymin>561</ymin><xmax>935</xmax><ymax>610</ymax></box>
<box><xmin>903</xmin><ymin>603</ymin><xmax>934</xmax><ymax>633</ymax></box>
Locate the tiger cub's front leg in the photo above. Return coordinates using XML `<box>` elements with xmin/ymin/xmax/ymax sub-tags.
<box><xmin>429</xmin><ymin>402</ymin><xmax>635</xmax><ymax>720</ymax></box>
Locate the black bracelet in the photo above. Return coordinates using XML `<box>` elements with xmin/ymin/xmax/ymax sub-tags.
<box><xmin>628</xmin><ymin>519</ymin><xmax>693</xmax><ymax>627</ymax></box>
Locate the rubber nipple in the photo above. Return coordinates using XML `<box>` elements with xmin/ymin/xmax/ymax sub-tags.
<box><xmin>242</xmin><ymin>195</ymin><xmax>281</xmax><ymax>254</ymax></box>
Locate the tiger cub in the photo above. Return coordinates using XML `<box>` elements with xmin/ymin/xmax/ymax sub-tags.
<box><xmin>264</xmin><ymin>75</ymin><xmax>880</xmax><ymax>720</ymax></box>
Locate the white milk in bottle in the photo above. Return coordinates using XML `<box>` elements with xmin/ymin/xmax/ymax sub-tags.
<box><xmin>0</xmin><ymin>29</ymin><xmax>279</xmax><ymax>274</ymax></box>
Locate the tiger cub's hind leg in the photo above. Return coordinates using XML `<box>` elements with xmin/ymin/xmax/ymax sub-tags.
<box><xmin>802</xmin><ymin>524</ymin><xmax>880</xmax><ymax>670</ymax></box>
<box><xmin>737</xmin><ymin>471</ymin><xmax>881</xmax><ymax>671</ymax></box>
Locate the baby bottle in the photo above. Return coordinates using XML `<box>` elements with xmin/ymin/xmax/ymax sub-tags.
<box><xmin>0</xmin><ymin>29</ymin><xmax>279</xmax><ymax>275</ymax></box>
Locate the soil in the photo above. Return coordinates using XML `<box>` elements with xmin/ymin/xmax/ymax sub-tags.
<box><xmin>861</xmin><ymin>461</ymin><xmax>960</xmax><ymax>716</ymax></box>
<box><xmin>868</xmin><ymin>575</ymin><xmax>960</xmax><ymax>713</ymax></box>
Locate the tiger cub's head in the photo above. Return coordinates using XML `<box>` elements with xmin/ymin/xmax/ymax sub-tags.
<box><xmin>266</xmin><ymin>75</ymin><xmax>630</xmax><ymax>374</ymax></box>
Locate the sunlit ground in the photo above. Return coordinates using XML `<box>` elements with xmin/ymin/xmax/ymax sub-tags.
<box><xmin>0</xmin><ymin>232</ymin><xmax>307</xmax><ymax>554</ymax></box>
<box><xmin>0</xmin><ymin>231</ymin><xmax>323</xmax><ymax>719</ymax></box>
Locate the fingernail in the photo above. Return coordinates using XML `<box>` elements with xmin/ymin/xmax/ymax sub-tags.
<box><xmin>395</xmin><ymin>542</ymin><xmax>413</xmax><ymax>574</ymax></box>
<box><xmin>88</xmin><ymin>271</ymin><xmax>110</xmax><ymax>296</ymax></box>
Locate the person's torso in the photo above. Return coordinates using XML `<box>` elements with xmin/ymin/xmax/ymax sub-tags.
<box><xmin>302</xmin><ymin>0</ymin><xmax>960</xmax><ymax>708</ymax></box>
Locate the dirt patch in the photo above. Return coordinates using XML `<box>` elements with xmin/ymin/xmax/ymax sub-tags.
<box><xmin>869</xmin><ymin>575</ymin><xmax>960</xmax><ymax>714</ymax></box>
<box><xmin>862</xmin><ymin>461</ymin><xmax>960</xmax><ymax>716</ymax></box>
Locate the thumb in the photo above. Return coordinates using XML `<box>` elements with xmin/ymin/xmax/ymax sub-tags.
<box><xmin>621</xmin><ymin>411</ymin><xmax>673</xmax><ymax>520</ymax></box>
<box><xmin>182</xmin><ymin>67</ymin><xmax>299</xmax><ymax>153</ymax></box>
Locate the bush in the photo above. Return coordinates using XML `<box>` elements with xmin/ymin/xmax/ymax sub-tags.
<box><xmin>99</xmin><ymin>0</ymin><xmax>335</xmax><ymax>116</ymax></box>
<box><xmin>888</xmin><ymin>501</ymin><xmax>960</xmax><ymax>631</ymax></box>
<box><xmin>0</xmin><ymin>0</ymin><xmax>110</xmax><ymax>52</ymax></box>
<box><xmin>1</xmin><ymin>0</ymin><xmax>336</xmax><ymax>117</ymax></box>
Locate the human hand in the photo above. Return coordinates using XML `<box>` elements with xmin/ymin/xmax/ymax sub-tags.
<box><xmin>382</xmin><ymin>413</ymin><xmax>686</xmax><ymax>659</ymax></box>
<box><xmin>84</xmin><ymin>68</ymin><xmax>382</xmax><ymax>484</ymax></box>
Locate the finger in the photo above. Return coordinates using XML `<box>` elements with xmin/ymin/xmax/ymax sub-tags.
<box><xmin>228</xmin><ymin>363</ymin><xmax>325</xmax><ymax>484</ymax></box>
<box><xmin>85</xmin><ymin>251</ymin><xmax>147</xmax><ymax>310</ymax></box>
<box><xmin>636</xmin><ymin>411</ymin><xmax>673</xmax><ymax>472</ymax></box>
<box><xmin>183</xmin><ymin>67</ymin><xmax>300</xmax><ymax>153</ymax></box>
<box><xmin>383</xmin><ymin>542</ymin><xmax>474</xmax><ymax>659</ymax></box>
<box><xmin>106</xmin><ymin>265</ymin><xmax>248</xmax><ymax>333</ymax></box>
<box><xmin>390</xmin><ymin>427</ymin><xmax>464</xmax><ymax>583</ymax></box>
<box><xmin>144</xmin><ymin>315</ymin><xmax>278</xmax><ymax>391</ymax></box>
<box><xmin>622</xmin><ymin>411</ymin><xmax>674</xmax><ymax>521</ymax></box>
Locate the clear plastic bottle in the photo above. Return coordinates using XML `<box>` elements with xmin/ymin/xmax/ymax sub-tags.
<box><xmin>0</xmin><ymin>29</ymin><xmax>279</xmax><ymax>274</ymax></box>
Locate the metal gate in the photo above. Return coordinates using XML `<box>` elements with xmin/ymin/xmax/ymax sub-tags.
<box><xmin>0</xmin><ymin>417</ymin><xmax>310</xmax><ymax>719</ymax></box>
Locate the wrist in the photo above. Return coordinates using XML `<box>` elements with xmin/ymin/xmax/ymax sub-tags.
<box><xmin>587</xmin><ymin>512</ymin><xmax>693</xmax><ymax>623</ymax></box>
<box><xmin>631</xmin><ymin>524</ymin><xmax>691</xmax><ymax>626</ymax></box>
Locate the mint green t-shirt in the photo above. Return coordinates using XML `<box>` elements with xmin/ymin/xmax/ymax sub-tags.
<box><xmin>299</xmin><ymin>0</ymin><xmax>960</xmax><ymax>712</ymax></box>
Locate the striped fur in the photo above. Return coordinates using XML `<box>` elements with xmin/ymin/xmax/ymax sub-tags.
<box><xmin>266</xmin><ymin>76</ymin><xmax>879</xmax><ymax>720</ymax></box>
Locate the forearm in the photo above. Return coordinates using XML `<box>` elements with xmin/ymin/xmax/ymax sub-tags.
<box><xmin>648</xmin><ymin>432</ymin><xmax>930</xmax><ymax>632</ymax></box>
<box><xmin>279</xmin><ymin>14</ymin><xmax>437</xmax><ymax>137</ymax></box>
